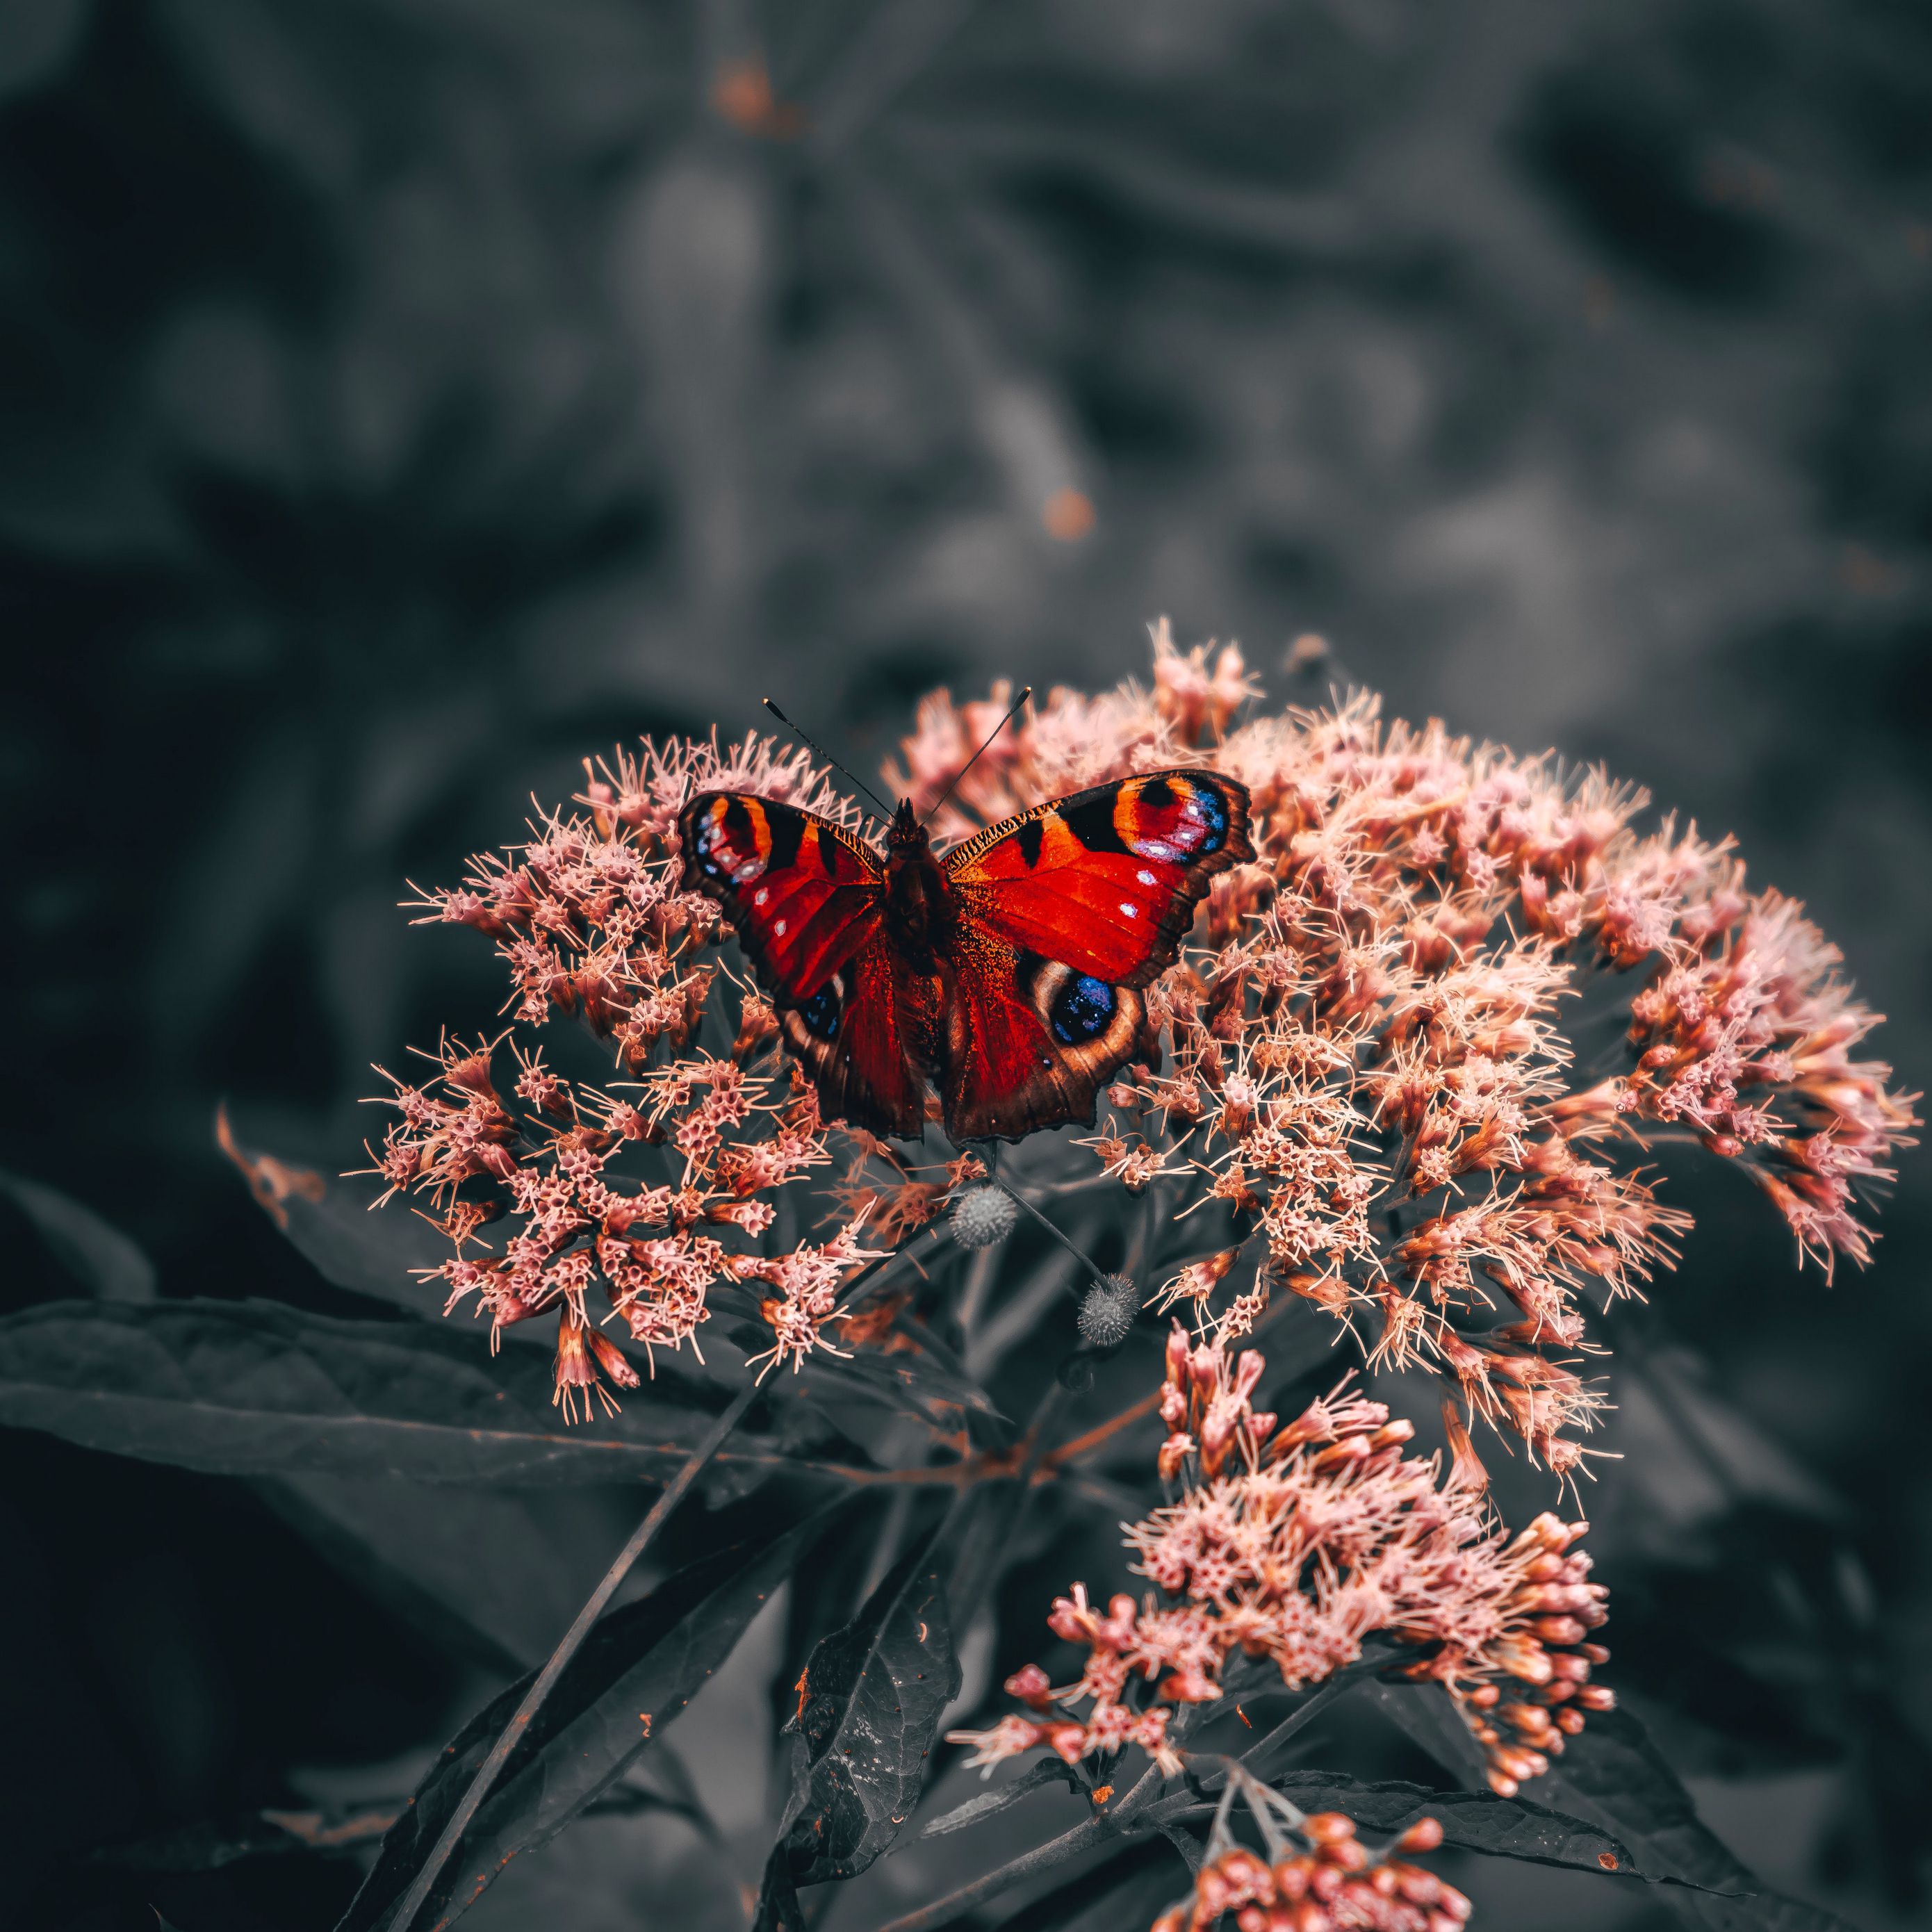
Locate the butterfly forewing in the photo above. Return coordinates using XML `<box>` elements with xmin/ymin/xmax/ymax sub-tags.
<box><xmin>934</xmin><ymin>770</ymin><xmax>1253</xmax><ymax>1140</ymax></box>
<box><xmin>942</xmin><ymin>771</ymin><xmax>1253</xmax><ymax>988</ymax></box>
<box><xmin>680</xmin><ymin>793</ymin><xmax>886</xmax><ymax>1001</ymax></box>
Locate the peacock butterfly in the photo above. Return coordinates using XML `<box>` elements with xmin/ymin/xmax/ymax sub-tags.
<box><xmin>678</xmin><ymin>769</ymin><xmax>1254</xmax><ymax>1143</ymax></box>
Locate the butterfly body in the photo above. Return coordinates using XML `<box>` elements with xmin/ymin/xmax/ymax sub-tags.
<box><xmin>680</xmin><ymin>771</ymin><xmax>1253</xmax><ymax>1144</ymax></box>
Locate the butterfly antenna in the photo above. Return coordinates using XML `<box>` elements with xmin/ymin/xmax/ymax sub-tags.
<box><xmin>924</xmin><ymin>685</ymin><xmax>1033</xmax><ymax>827</ymax></box>
<box><xmin>761</xmin><ymin>698</ymin><xmax>896</xmax><ymax>821</ymax></box>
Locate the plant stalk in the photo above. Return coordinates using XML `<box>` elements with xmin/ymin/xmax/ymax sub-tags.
<box><xmin>384</xmin><ymin>1380</ymin><xmax>759</xmax><ymax>1932</ymax></box>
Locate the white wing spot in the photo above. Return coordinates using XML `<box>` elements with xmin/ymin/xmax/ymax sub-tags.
<box><xmin>1120</xmin><ymin>901</ymin><xmax>1140</xmax><ymax>919</ymax></box>
<box><xmin>773</xmin><ymin>917</ymin><xmax>787</xmax><ymax>936</ymax></box>
<box><xmin>1136</xmin><ymin>869</ymin><xmax>1157</xmax><ymax>887</ymax></box>
<box><xmin>754</xmin><ymin>886</ymin><xmax>770</xmax><ymax>906</ymax></box>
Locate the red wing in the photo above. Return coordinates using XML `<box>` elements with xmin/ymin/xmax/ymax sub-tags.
<box><xmin>938</xmin><ymin>933</ymin><xmax>1149</xmax><ymax>1143</ymax></box>
<box><xmin>777</xmin><ymin>934</ymin><xmax>938</xmax><ymax>1141</ymax></box>
<box><xmin>678</xmin><ymin>792</ymin><xmax>933</xmax><ymax>1139</ymax></box>
<box><xmin>942</xmin><ymin>769</ymin><xmax>1254</xmax><ymax>986</ymax></box>
<box><xmin>678</xmin><ymin>792</ymin><xmax>885</xmax><ymax>1002</ymax></box>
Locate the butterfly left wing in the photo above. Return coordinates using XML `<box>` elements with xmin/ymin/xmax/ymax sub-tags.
<box><xmin>679</xmin><ymin>791</ymin><xmax>933</xmax><ymax>1137</ymax></box>
<box><xmin>936</xmin><ymin>769</ymin><xmax>1254</xmax><ymax>1140</ymax></box>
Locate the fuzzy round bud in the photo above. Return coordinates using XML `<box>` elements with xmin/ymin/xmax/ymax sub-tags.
<box><xmin>948</xmin><ymin>1184</ymin><xmax>1019</xmax><ymax>1250</ymax></box>
<box><xmin>1078</xmin><ymin>1273</ymin><xmax>1138</xmax><ymax>1349</ymax></box>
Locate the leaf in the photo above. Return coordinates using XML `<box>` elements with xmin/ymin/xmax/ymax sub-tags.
<box><xmin>1268</xmin><ymin>1771</ymin><xmax>1643</xmax><ymax>1878</ymax></box>
<box><xmin>0</xmin><ymin>1167</ymin><xmax>156</xmax><ymax>1302</ymax></box>
<box><xmin>95</xmin><ymin>1806</ymin><xmax>399</xmax><ymax>1872</ymax></box>
<box><xmin>769</xmin><ymin>1529</ymin><xmax>963</xmax><ymax>1889</ymax></box>
<box><xmin>216</xmin><ymin>1108</ymin><xmax>537</xmax><ymax>1337</ymax></box>
<box><xmin>0</xmin><ymin>1297</ymin><xmax>826</xmax><ymax>1489</ymax></box>
<box><xmin>338</xmin><ymin>1507</ymin><xmax>842</xmax><ymax>1932</ymax></box>
<box><xmin>919</xmin><ymin>1759</ymin><xmax>1079</xmax><ymax>1838</ymax></box>
<box><xmin>258</xmin><ymin>1473</ymin><xmax>607</xmax><ymax>1669</ymax></box>
<box><xmin>1375</xmin><ymin>1681</ymin><xmax>1861</xmax><ymax>1929</ymax></box>
<box><xmin>1363</xmin><ymin>1677</ymin><xmax>1491</xmax><ymax>1788</ymax></box>
<box><xmin>1545</xmin><ymin>1708</ymin><xmax>1865</xmax><ymax>1931</ymax></box>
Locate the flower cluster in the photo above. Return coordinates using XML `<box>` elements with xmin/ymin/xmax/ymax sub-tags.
<box><xmin>950</xmin><ymin>1325</ymin><xmax>1611</xmax><ymax>1795</ymax></box>
<box><xmin>1155</xmin><ymin>1799</ymin><xmax>1470</xmax><ymax>1932</ymax></box>
<box><xmin>365</xmin><ymin>732</ymin><xmax>962</xmax><ymax>1412</ymax></box>
<box><xmin>373</xmin><ymin>628</ymin><xmax>1909</xmax><ymax>1469</ymax></box>
<box><xmin>892</xmin><ymin>632</ymin><xmax>1915</xmax><ymax>1473</ymax></box>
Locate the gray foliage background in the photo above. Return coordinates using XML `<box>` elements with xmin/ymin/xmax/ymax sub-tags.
<box><xmin>1</xmin><ymin>2</ymin><xmax>1928</xmax><ymax>1929</ymax></box>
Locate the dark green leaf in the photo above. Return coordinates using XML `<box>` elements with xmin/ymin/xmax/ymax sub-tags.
<box><xmin>771</xmin><ymin>1529</ymin><xmax>963</xmax><ymax>1888</ymax></box>
<box><xmin>1270</xmin><ymin>1771</ymin><xmax>1642</xmax><ymax>1876</ymax></box>
<box><xmin>0</xmin><ymin>1297</ymin><xmax>823</xmax><ymax>1488</ymax></box>
<box><xmin>0</xmin><ymin>1167</ymin><xmax>156</xmax><ymax>1302</ymax></box>
<box><xmin>257</xmin><ymin>1474</ymin><xmax>609</xmax><ymax>1669</ymax></box>
<box><xmin>919</xmin><ymin>1759</ymin><xmax>1079</xmax><ymax>1839</ymax></box>
<box><xmin>338</xmin><ymin>1508</ymin><xmax>841</xmax><ymax>1932</ymax></box>
<box><xmin>1546</xmin><ymin>1708</ymin><xmax>1865</xmax><ymax>1931</ymax></box>
<box><xmin>216</xmin><ymin>1117</ymin><xmax>541</xmax><ymax>1338</ymax></box>
<box><xmin>1376</xmin><ymin>1680</ymin><xmax>1861</xmax><ymax>1928</ymax></box>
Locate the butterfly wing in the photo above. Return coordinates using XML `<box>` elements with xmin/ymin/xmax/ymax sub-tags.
<box><xmin>678</xmin><ymin>792</ymin><xmax>932</xmax><ymax>1136</ymax></box>
<box><xmin>936</xmin><ymin>769</ymin><xmax>1253</xmax><ymax>1141</ymax></box>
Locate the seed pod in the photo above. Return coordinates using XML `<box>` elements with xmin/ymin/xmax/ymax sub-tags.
<box><xmin>948</xmin><ymin>1184</ymin><xmax>1019</xmax><ymax>1250</ymax></box>
<box><xmin>1078</xmin><ymin>1272</ymin><xmax>1139</xmax><ymax>1348</ymax></box>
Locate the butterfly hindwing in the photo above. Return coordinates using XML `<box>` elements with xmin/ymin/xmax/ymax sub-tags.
<box><xmin>776</xmin><ymin>936</ymin><xmax>937</xmax><ymax>1140</ymax></box>
<box><xmin>938</xmin><ymin>937</ymin><xmax>1149</xmax><ymax>1143</ymax></box>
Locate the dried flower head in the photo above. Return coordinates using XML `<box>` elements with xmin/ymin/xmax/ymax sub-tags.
<box><xmin>949</xmin><ymin>1183</ymin><xmax>1020</xmax><ymax>1251</ymax></box>
<box><xmin>1079</xmin><ymin>1272</ymin><xmax>1140</xmax><ymax>1349</ymax></box>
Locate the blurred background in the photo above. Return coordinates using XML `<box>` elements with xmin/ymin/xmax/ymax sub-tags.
<box><xmin>2</xmin><ymin>1</ymin><xmax>1929</xmax><ymax>1927</ymax></box>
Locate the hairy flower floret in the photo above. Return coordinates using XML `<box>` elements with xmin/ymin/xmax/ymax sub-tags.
<box><xmin>370</xmin><ymin>625</ymin><xmax>1911</xmax><ymax>1446</ymax></box>
<box><xmin>1152</xmin><ymin>1796</ymin><xmax>1470</xmax><ymax>1932</ymax></box>
<box><xmin>951</xmin><ymin>1332</ymin><xmax>1610</xmax><ymax>1795</ymax></box>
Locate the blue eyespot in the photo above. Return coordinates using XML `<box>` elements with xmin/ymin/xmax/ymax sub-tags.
<box><xmin>1193</xmin><ymin>786</ymin><xmax>1228</xmax><ymax>853</ymax></box>
<box><xmin>797</xmin><ymin>985</ymin><xmax>840</xmax><ymax>1040</ymax></box>
<box><xmin>1050</xmin><ymin>973</ymin><xmax>1116</xmax><ymax>1045</ymax></box>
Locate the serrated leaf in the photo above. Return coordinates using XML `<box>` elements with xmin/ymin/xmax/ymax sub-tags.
<box><xmin>0</xmin><ymin>1167</ymin><xmax>156</xmax><ymax>1302</ymax></box>
<box><xmin>769</xmin><ymin>1530</ymin><xmax>963</xmax><ymax>1891</ymax></box>
<box><xmin>338</xmin><ymin>1507</ymin><xmax>842</xmax><ymax>1932</ymax></box>
<box><xmin>0</xmin><ymin>1297</ymin><xmax>824</xmax><ymax>1488</ymax></box>
<box><xmin>1375</xmin><ymin>1680</ymin><xmax>1860</xmax><ymax>1929</ymax></box>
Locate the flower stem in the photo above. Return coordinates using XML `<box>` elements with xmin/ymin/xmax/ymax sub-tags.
<box><xmin>996</xmin><ymin>1178</ymin><xmax>1104</xmax><ymax>1283</ymax></box>
<box><xmin>386</xmin><ymin>1380</ymin><xmax>760</xmax><ymax>1932</ymax></box>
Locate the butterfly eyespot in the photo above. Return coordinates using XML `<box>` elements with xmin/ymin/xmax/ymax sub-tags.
<box><xmin>1136</xmin><ymin>868</ymin><xmax>1158</xmax><ymax>887</ymax></box>
<box><xmin>1049</xmin><ymin>973</ymin><xmax>1116</xmax><ymax>1045</ymax></box>
<box><xmin>796</xmin><ymin>985</ymin><xmax>840</xmax><ymax>1041</ymax></box>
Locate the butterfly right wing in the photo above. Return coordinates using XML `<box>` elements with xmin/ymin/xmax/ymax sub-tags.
<box><xmin>678</xmin><ymin>792</ymin><xmax>933</xmax><ymax>1137</ymax></box>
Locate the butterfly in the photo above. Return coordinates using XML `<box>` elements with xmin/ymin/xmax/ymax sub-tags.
<box><xmin>678</xmin><ymin>769</ymin><xmax>1254</xmax><ymax>1143</ymax></box>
